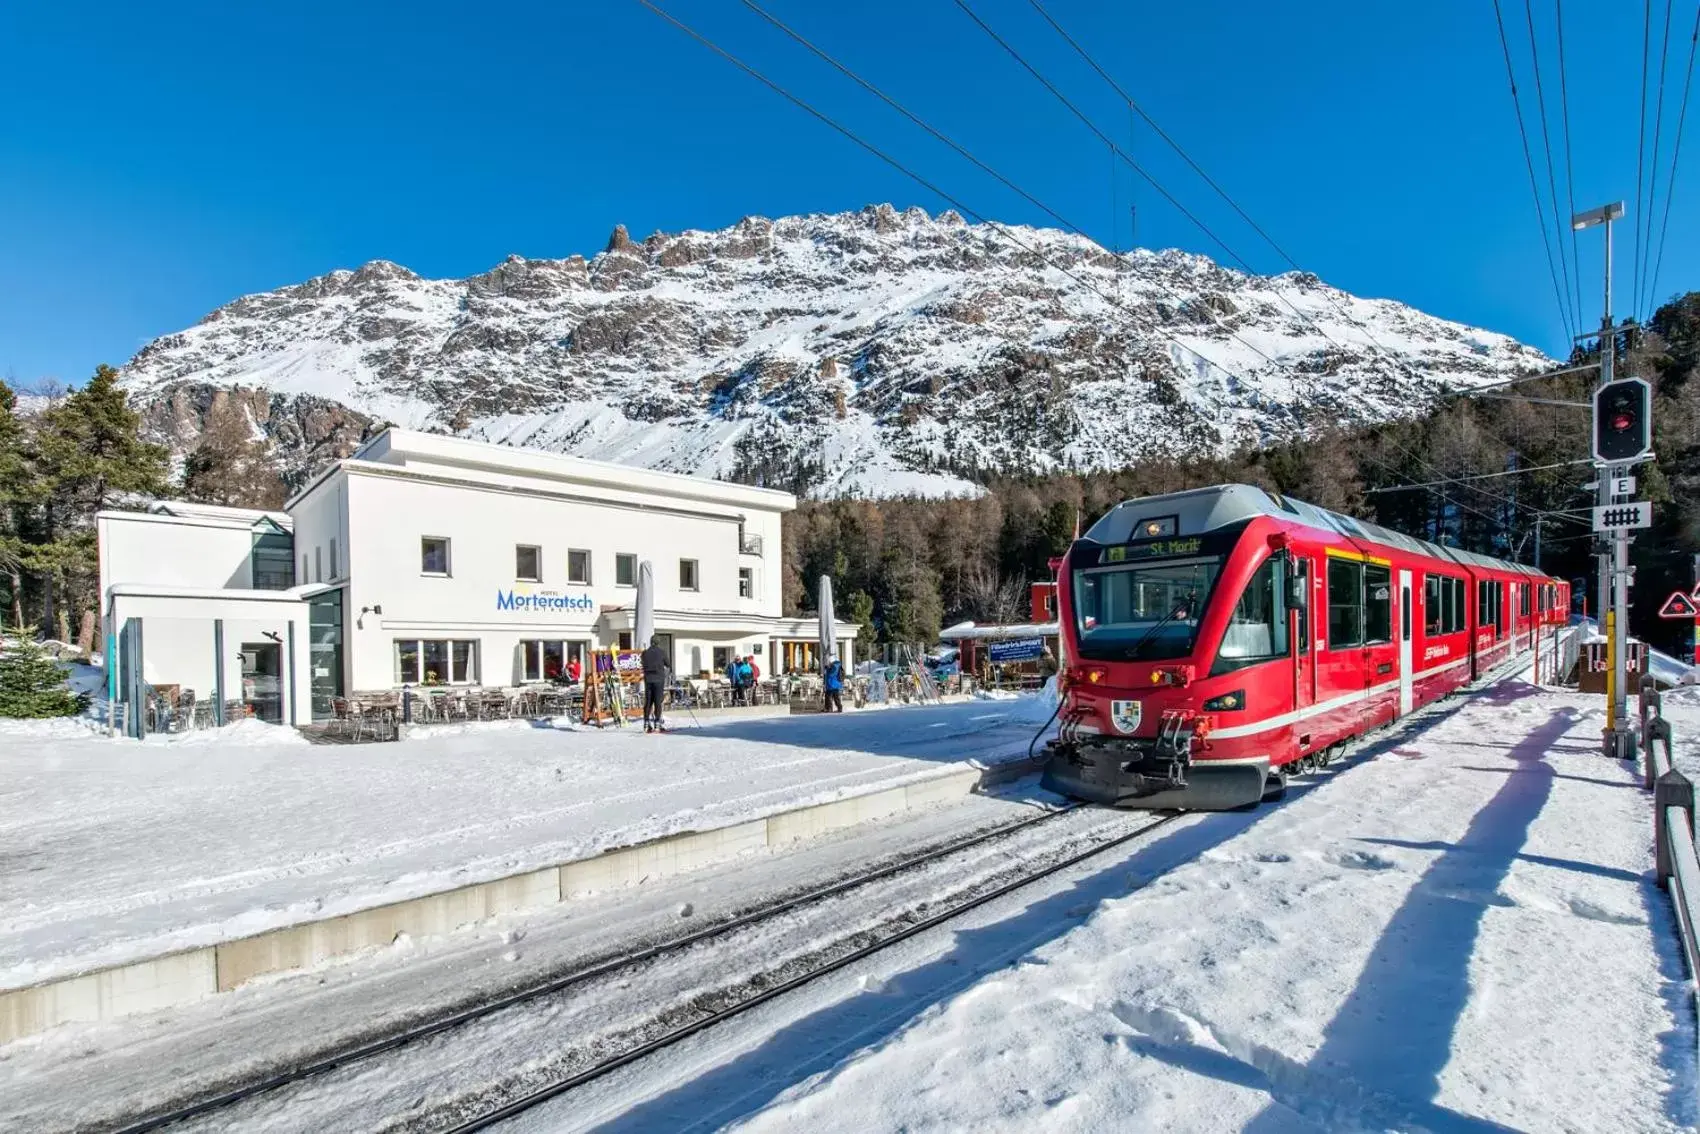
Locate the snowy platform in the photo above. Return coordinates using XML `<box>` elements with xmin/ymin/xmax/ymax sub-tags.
<box><xmin>596</xmin><ymin>680</ymin><xmax>1698</xmax><ymax>1133</ymax></box>
<box><xmin>0</xmin><ymin>695</ymin><xmax>1053</xmax><ymax>1001</ymax></box>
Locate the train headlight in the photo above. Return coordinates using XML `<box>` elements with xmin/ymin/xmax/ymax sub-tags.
<box><xmin>1202</xmin><ymin>690</ymin><xmax>1245</xmax><ymax>712</ymax></box>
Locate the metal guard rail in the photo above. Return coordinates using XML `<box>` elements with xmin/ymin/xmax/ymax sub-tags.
<box><xmin>1639</xmin><ymin>674</ymin><xmax>1700</xmax><ymax>991</ymax></box>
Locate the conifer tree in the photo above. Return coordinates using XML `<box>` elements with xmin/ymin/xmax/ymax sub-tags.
<box><xmin>0</xmin><ymin>630</ymin><xmax>85</xmax><ymax>718</ymax></box>
<box><xmin>0</xmin><ymin>382</ymin><xmax>25</xmax><ymax>625</ymax></box>
<box><xmin>29</xmin><ymin>365</ymin><xmax>169</xmax><ymax>636</ymax></box>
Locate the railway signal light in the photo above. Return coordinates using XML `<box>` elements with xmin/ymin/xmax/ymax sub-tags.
<box><xmin>1592</xmin><ymin>377</ymin><xmax>1652</xmax><ymax>465</ymax></box>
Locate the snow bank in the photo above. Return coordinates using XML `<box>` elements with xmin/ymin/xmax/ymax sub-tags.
<box><xmin>1</xmin><ymin>696</ymin><xmax>1049</xmax><ymax>989</ymax></box>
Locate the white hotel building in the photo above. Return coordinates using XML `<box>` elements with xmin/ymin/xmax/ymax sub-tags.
<box><xmin>97</xmin><ymin>429</ymin><xmax>858</xmax><ymax>731</ymax></box>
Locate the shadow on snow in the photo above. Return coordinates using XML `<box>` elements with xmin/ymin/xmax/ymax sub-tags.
<box><xmin>587</xmin><ymin>683</ymin><xmax>1539</xmax><ymax>1133</ymax></box>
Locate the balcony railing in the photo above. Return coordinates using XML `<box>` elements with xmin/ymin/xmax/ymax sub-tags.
<box><xmin>739</xmin><ymin>533</ymin><xmax>764</xmax><ymax>556</ymax></box>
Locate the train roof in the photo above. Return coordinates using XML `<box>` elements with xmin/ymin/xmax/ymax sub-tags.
<box><xmin>1082</xmin><ymin>483</ymin><xmax>1550</xmax><ymax>579</ymax></box>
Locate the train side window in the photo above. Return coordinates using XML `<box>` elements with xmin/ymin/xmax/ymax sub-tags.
<box><xmin>1519</xmin><ymin>583</ymin><xmax>1531</xmax><ymax>618</ymax></box>
<box><xmin>1401</xmin><ymin>583</ymin><xmax>1412</xmax><ymax>642</ymax></box>
<box><xmin>1211</xmin><ymin>555</ymin><xmax>1289</xmax><ymax>674</ymax></box>
<box><xmin>1364</xmin><ymin>562</ymin><xmax>1392</xmax><ymax>644</ymax></box>
<box><xmin>1293</xmin><ymin>557</ymin><xmax>1309</xmax><ymax>655</ymax></box>
<box><xmin>1327</xmin><ymin>557</ymin><xmax>1364</xmax><ymax>649</ymax></box>
<box><xmin>1424</xmin><ymin>575</ymin><xmax>1442</xmax><ymax>635</ymax></box>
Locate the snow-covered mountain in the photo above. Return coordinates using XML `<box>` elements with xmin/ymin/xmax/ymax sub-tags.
<box><xmin>118</xmin><ymin>204</ymin><xmax>1551</xmax><ymax>497</ymax></box>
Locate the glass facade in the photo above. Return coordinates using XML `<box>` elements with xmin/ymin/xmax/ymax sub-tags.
<box><xmin>251</xmin><ymin>529</ymin><xmax>295</xmax><ymax>590</ymax></box>
<box><xmin>308</xmin><ymin>589</ymin><xmax>344</xmax><ymax>721</ymax></box>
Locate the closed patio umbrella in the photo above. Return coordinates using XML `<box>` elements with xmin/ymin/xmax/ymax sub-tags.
<box><xmin>637</xmin><ymin>559</ymin><xmax>655</xmax><ymax>649</ymax></box>
<box><xmin>818</xmin><ymin>575</ymin><xmax>836</xmax><ymax>668</ymax></box>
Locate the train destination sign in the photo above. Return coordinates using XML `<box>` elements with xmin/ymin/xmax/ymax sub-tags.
<box><xmin>1100</xmin><ymin>537</ymin><xmax>1204</xmax><ymax>564</ymax></box>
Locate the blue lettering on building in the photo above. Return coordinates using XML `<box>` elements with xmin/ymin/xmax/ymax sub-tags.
<box><xmin>496</xmin><ymin>590</ymin><xmax>595</xmax><ymax>613</ymax></box>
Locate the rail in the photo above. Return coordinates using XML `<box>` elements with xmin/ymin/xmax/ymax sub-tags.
<box><xmin>1638</xmin><ymin>675</ymin><xmax>1700</xmax><ymax>993</ymax></box>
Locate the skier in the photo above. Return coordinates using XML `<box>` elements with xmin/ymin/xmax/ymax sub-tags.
<box><xmin>641</xmin><ymin>637</ymin><xmax>670</xmax><ymax>732</ymax></box>
<box><xmin>823</xmin><ymin>654</ymin><xmax>845</xmax><ymax>713</ymax></box>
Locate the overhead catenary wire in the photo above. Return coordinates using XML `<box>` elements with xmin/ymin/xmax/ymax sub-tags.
<box><xmin>1524</xmin><ymin>0</ymin><xmax>1581</xmax><ymax>334</ymax></box>
<box><xmin>1636</xmin><ymin>0</ymin><xmax>1654</xmax><ymax>316</ymax></box>
<box><xmin>726</xmin><ymin>0</ymin><xmax>1285</xmax><ymax>374</ymax></box>
<box><xmin>1492</xmin><ymin>0</ymin><xmax>1578</xmax><ymax>343</ymax></box>
<box><xmin>1013</xmin><ymin>0</ymin><xmax>1591</xmax><ymax>528</ymax></box>
<box><xmin>1647</xmin><ymin>2</ymin><xmax>1700</xmax><ymax>314</ymax></box>
<box><xmin>1642</xmin><ymin>0</ymin><xmax>1677</xmax><ymax>317</ymax></box>
<box><xmin>648</xmin><ymin>0</ymin><xmax>1583</xmax><ymax>546</ymax></box>
<box><xmin>1362</xmin><ymin>459</ymin><xmax>1595</xmax><ymax>493</ymax></box>
<box><xmin>633</xmin><ymin>0</ymin><xmax>1285</xmax><ymax>389</ymax></box>
<box><xmin>1553</xmin><ymin>0</ymin><xmax>1585</xmax><ymax>331</ymax></box>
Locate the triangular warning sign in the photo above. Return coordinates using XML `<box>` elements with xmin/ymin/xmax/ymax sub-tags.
<box><xmin>1660</xmin><ymin>591</ymin><xmax>1700</xmax><ymax>618</ymax></box>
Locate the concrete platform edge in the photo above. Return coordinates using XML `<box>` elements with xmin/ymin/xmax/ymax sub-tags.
<box><xmin>0</xmin><ymin>757</ymin><xmax>1017</xmax><ymax>1044</ymax></box>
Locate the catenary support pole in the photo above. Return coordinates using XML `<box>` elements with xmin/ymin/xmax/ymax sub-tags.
<box><xmin>1577</xmin><ymin>201</ymin><xmax>1633</xmax><ymax>758</ymax></box>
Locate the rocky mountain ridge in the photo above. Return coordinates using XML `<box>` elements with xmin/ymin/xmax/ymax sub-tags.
<box><xmin>117</xmin><ymin>204</ymin><xmax>1551</xmax><ymax>496</ymax></box>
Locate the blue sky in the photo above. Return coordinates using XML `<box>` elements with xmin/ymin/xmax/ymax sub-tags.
<box><xmin>1</xmin><ymin>0</ymin><xmax>1693</xmax><ymax>385</ymax></box>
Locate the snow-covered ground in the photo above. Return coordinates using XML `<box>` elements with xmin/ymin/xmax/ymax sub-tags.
<box><xmin>0</xmin><ymin>695</ymin><xmax>1056</xmax><ymax>990</ymax></box>
<box><xmin>514</xmin><ymin>678</ymin><xmax>1694</xmax><ymax>1134</ymax></box>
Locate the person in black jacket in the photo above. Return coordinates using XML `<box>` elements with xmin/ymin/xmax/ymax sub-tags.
<box><xmin>641</xmin><ymin>638</ymin><xmax>670</xmax><ymax>732</ymax></box>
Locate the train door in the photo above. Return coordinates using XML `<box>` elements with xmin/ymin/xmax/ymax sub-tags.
<box><xmin>1397</xmin><ymin>569</ymin><xmax>1414</xmax><ymax>716</ymax></box>
<box><xmin>1290</xmin><ymin>555</ymin><xmax>1316</xmax><ymax>716</ymax></box>
<box><xmin>1361</xmin><ymin>559</ymin><xmax>1399</xmax><ymax>726</ymax></box>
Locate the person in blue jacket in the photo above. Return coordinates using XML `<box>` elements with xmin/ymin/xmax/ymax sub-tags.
<box><xmin>823</xmin><ymin>655</ymin><xmax>844</xmax><ymax>713</ymax></box>
<box><xmin>726</xmin><ymin>656</ymin><xmax>745</xmax><ymax>705</ymax></box>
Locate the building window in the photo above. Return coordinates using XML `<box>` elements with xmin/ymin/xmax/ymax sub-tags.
<box><xmin>616</xmin><ymin>553</ymin><xmax>637</xmax><ymax>587</ymax></box>
<box><xmin>714</xmin><ymin>645</ymin><xmax>734</xmax><ymax>671</ymax></box>
<box><xmin>251</xmin><ymin>530</ymin><xmax>294</xmax><ymax>590</ymax></box>
<box><xmin>516</xmin><ymin>544</ymin><xmax>542</xmax><ymax>582</ymax></box>
<box><xmin>521</xmin><ymin>639</ymin><xmax>582</xmax><ymax>683</ymax></box>
<box><xmin>1327</xmin><ymin>557</ymin><xmax>1363</xmax><ymax>650</ymax></box>
<box><xmin>329</xmin><ymin>538</ymin><xmax>339</xmax><ymax>580</ymax></box>
<box><xmin>617</xmin><ymin>631</ymin><xmax>632</xmax><ymax>649</ymax></box>
<box><xmin>395</xmin><ymin>638</ymin><xmax>478</xmax><ymax>685</ymax></box>
<box><xmin>568</xmin><ymin>549</ymin><xmax>591</xmax><ymax>585</ymax></box>
<box><xmin>421</xmin><ymin>537</ymin><xmax>451</xmax><ymax>576</ymax></box>
<box><xmin>680</xmin><ymin>558</ymin><xmax>699</xmax><ymax>591</ymax></box>
<box><xmin>301</xmin><ymin>553</ymin><xmax>309</xmax><ymax>584</ymax></box>
<box><xmin>739</xmin><ymin>566</ymin><xmax>754</xmax><ymax>599</ymax></box>
<box><xmin>315</xmin><ymin>546</ymin><xmax>323</xmax><ymax>584</ymax></box>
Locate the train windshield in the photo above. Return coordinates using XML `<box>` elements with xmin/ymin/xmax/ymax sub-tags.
<box><xmin>1072</xmin><ymin>556</ymin><xmax>1220</xmax><ymax>661</ymax></box>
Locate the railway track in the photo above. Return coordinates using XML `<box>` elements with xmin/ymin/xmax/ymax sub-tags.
<box><xmin>104</xmin><ymin>648</ymin><xmax>1553</xmax><ymax>1134</ymax></box>
<box><xmin>429</xmin><ymin>807</ymin><xmax>1184</xmax><ymax>1133</ymax></box>
<box><xmin>109</xmin><ymin>800</ymin><xmax>1176</xmax><ymax>1134</ymax></box>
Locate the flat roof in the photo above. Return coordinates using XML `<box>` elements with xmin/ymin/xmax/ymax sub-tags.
<box><xmin>287</xmin><ymin>427</ymin><xmax>796</xmax><ymax>513</ymax></box>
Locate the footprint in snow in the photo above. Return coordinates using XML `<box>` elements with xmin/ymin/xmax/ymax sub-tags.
<box><xmin>1330</xmin><ymin>849</ymin><xmax>1397</xmax><ymax>871</ymax></box>
<box><xmin>1254</xmin><ymin>852</ymin><xmax>1292</xmax><ymax>864</ymax></box>
<box><xmin>1568</xmin><ymin>897</ymin><xmax>1645</xmax><ymax>925</ymax></box>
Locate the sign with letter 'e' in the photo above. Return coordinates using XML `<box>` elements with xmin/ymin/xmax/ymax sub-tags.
<box><xmin>1592</xmin><ymin>501</ymin><xmax>1651</xmax><ymax>532</ymax></box>
<box><xmin>1660</xmin><ymin>591</ymin><xmax>1700</xmax><ymax>619</ymax></box>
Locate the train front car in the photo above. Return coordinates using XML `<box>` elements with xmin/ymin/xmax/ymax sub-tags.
<box><xmin>1042</xmin><ymin>486</ymin><xmax>1300</xmax><ymax>811</ymax></box>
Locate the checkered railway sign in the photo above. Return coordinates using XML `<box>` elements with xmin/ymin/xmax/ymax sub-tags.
<box><xmin>1592</xmin><ymin>502</ymin><xmax>1651</xmax><ymax>532</ymax></box>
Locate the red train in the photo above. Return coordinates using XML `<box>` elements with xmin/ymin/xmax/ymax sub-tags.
<box><xmin>1040</xmin><ymin>484</ymin><xmax>1569</xmax><ymax>810</ymax></box>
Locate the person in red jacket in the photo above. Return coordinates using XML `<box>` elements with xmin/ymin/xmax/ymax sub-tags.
<box><xmin>565</xmin><ymin>656</ymin><xmax>582</xmax><ymax>686</ymax></box>
<box><xmin>748</xmin><ymin>656</ymin><xmax>761</xmax><ymax>683</ymax></box>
